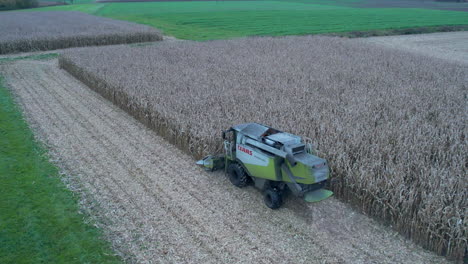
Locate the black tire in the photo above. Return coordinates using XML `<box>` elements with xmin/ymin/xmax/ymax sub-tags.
<box><xmin>264</xmin><ymin>189</ymin><xmax>283</xmax><ymax>209</ymax></box>
<box><xmin>227</xmin><ymin>163</ymin><xmax>248</xmax><ymax>188</ymax></box>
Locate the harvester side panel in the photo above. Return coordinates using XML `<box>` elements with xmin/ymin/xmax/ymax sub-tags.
<box><xmin>236</xmin><ymin>143</ymin><xmax>278</xmax><ymax>181</ymax></box>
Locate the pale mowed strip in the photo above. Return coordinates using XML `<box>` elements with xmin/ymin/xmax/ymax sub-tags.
<box><xmin>1</xmin><ymin>59</ymin><xmax>448</xmax><ymax>263</ymax></box>
<box><xmin>362</xmin><ymin>31</ymin><xmax>468</xmax><ymax>65</ymax></box>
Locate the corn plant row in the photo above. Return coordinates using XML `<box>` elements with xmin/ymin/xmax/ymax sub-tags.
<box><xmin>0</xmin><ymin>11</ymin><xmax>162</xmax><ymax>54</ymax></box>
<box><xmin>59</xmin><ymin>36</ymin><xmax>467</xmax><ymax>262</ymax></box>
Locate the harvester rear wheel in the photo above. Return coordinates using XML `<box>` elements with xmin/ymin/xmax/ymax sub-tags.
<box><xmin>227</xmin><ymin>163</ymin><xmax>248</xmax><ymax>188</ymax></box>
<box><xmin>264</xmin><ymin>189</ymin><xmax>283</xmax><ymax>209</ymax></box>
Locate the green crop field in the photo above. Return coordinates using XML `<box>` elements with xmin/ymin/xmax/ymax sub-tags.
<box><xmin>0</xmin><ymin>76</ymin><xmax>120</xmax><ymax>264</ymax></box>
<box><xmin>35</xmin><ymin>1</ymin><xmax>468</xmax><ymax>40</ymax></box>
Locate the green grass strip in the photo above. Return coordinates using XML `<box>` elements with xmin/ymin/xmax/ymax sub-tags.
<box><xmin>0</xmin><ymin>77</ymin><xmax>121</xmax><ymax>264</ymax></box>
<box><xmin>0</xmin><ymin>53</ymin><xmax>59</xmax><ymax>64</ymax></box>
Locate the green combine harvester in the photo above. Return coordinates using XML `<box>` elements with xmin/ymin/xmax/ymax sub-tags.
<box><xmin>197</xmin><ymin>123</ymin><xmax>333</xmax><ymax>209</ymax></box>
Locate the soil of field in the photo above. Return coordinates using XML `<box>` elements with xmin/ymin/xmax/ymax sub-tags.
<box><xmin>0</xmin><ymin>58</ymin><xmax>450</xmax><ymax>263</ymax></box>
<box><xmin>362</xmin><ymin>31</ymin><xmax>468</xmax><ymax>65</ymax></box>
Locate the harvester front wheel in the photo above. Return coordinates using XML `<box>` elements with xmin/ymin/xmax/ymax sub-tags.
<box><xmin>227</xmin><ymin>163</ymin><xmax>248</xmax><ymax>188</ymax></box>
<box><xmin>264</xmin><ymin>189</ymin><xmax>283</xmax><ymax>209</ymax></box>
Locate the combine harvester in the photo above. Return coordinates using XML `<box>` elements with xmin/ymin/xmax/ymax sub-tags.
<box><xmin>197</xmin><ymin>123</ymin><xmax>333</xmax><ymax>209</ymax></box>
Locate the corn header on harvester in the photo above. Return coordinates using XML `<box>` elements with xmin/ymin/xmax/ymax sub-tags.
<box><xmin>197</xmin><ymin>123</ymin><xmax>333</xmax><ymax>209</ymax></box>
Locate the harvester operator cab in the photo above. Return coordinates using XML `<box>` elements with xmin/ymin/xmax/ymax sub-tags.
<box><xmin>222</xmin><ymin>128</ymin><xmax>235</xmax><ymax>142</ymax></box>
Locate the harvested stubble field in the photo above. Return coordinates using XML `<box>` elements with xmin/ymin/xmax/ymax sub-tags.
<box><xmin>0</xmin><ymin>11</ymin><xmax>162</xmax><ymax>54</ymax></box>
<box><xmin>1</xmin><ymin>58</ymin><xmax>450</xmax><ymax>263</ymax></box>
<box><xmin>363</xmin><ymin>31</ymin><xmax>468</xmax><ymax>65</ymax></box>
<box><xmin>59</xmin><ymin>36</ymin><xmax>467</xmax><ymax>261</ymax></box>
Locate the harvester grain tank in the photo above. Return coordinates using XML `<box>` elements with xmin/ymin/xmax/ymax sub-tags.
<box><xmin>197</xmin><ymin>123</ymin><xmax>333</xmax><ymax>209</ymax></box>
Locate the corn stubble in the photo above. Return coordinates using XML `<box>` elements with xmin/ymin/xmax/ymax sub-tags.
<box><xmin>0</xmin><ymin>11</ymin><xmax>162</xmax><ymax>54</ymax></box>
<box><xmin>59</xmin><ymin>36</ymin><xmax>467</xmax><ymax>262</ymax></box>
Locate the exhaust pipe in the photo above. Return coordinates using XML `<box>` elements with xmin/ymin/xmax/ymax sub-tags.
<box><xmin>286</xmin><ymin>153</ymin><xmax>297</xmax><ymax>166</ymax></box>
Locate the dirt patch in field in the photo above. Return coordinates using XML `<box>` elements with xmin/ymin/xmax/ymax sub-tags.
<box><xmin>0</xmin><ymin>59</ymin><xmax>450</xmax><ymax>263</ymax></box>
<box><xmin>360</xmin><ymin>31</ymin><xmax>468</xmax><ymax>65</ymax></box>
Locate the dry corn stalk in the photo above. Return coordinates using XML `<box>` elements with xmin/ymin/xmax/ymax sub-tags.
<box><xmin>0</xmin><ymin>11</ymin><xmax>162</xmax><ymax>54</ymax></box>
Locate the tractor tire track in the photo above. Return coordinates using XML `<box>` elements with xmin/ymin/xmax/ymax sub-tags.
<box><xmin>31</xmin><ymin>64</ymin><xmax>230</xmax><ymax>263</ymax></box>
<box><xmin>1</xmin><ymin>59</ymin><xmax>450</xmax><ymax>264</ymax></box>
<box><xmin>6</xmin><ymin>67</ymin><xmax>148</xmax><ymax>262</ymax></box>
<box><xmin>7</xmin><ymin>65</ymin><xmax>181</xmax><ymax>262</ymax></box>
<box><xmin>35</xmin><ymin>64</ymin><xmax>280</xmax><ymax>263</ymax></box>
<box><xmin>7</xmin><ymin>62</ymin><xmax>226</xmax><ymax>264</ymax></box>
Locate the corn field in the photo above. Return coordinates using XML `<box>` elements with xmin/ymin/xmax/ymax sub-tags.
<box><xmin>0</xmin><ymin>11</ymin><xmax>162</xmax><ymax>54</ymax></box>
<box><xmin>59</xmin><ymin>36</ymin><xmax>467</xmax><ymax>262</ymax></box>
